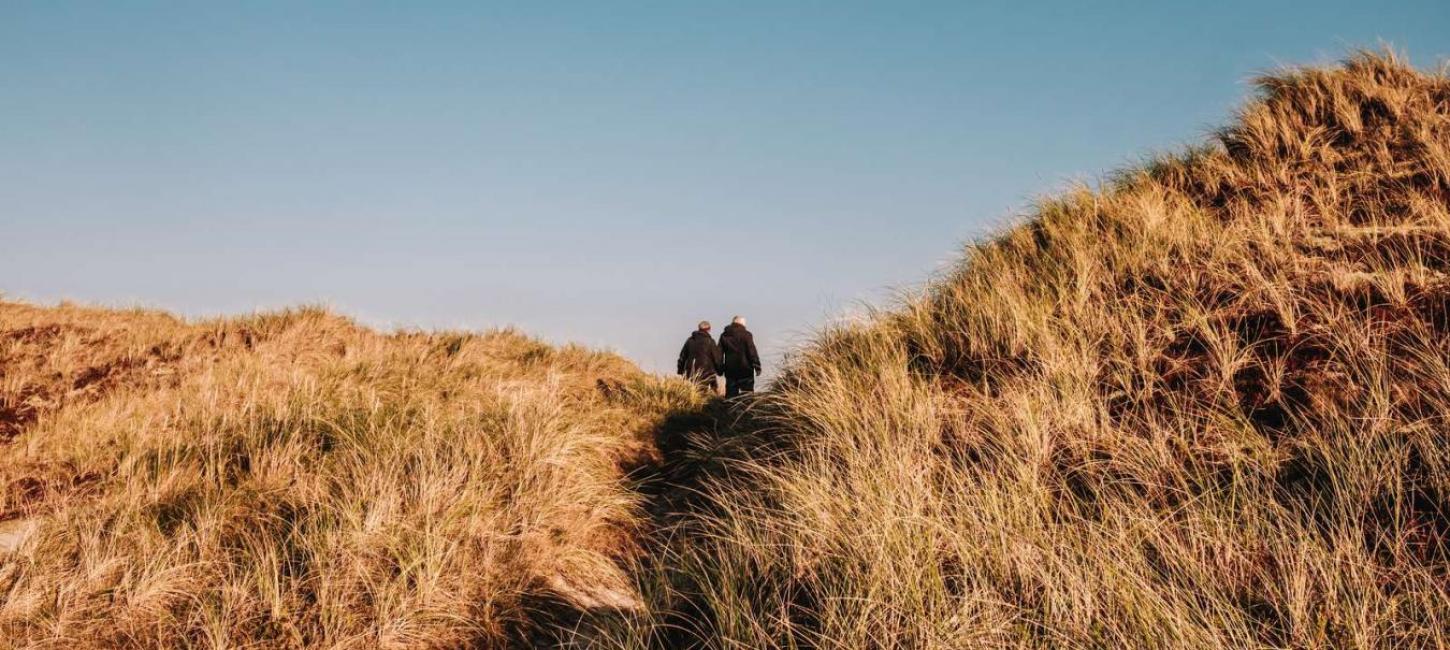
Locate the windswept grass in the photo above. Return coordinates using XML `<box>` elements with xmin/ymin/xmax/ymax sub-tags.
<box><xmin>0</xmin><ymin>301</ymin><xmax>702</xmax><ymax>648</ymax></box>
<box><xmin>600</xmin><ymin>51</ymin><xmax>1450</xmax><ymax>649</ymax></box>
<box><xmin>5</xmin><ymin>49</ymin><xmax>1449</xmax><ymax>650</ymax></box>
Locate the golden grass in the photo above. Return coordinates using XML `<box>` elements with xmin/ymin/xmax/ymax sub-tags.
<box><xmin>5</xmin><ymin>50</ymin><xmax>1449</xmax><ymax>650</ymax></box>
<box><xmin>592</xmin><ymin>51</ymin><xmax>1450</xmax><ymax>649</ymax></box>
<box><xmin>0</xmin><ymin>301</ymin><xmax>702</xmax><ymax>648</ymax></box>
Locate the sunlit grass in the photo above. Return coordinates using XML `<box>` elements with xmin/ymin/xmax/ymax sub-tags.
<box><xmin>0</xmin><ymin>302</ymin><xmax>703</xmax><ymax>648</ymax></box>
<box><xmin>596</xmin><ymin>51</ymin><xmax>1450</xmax><ymax>649</ymax></box>
<box><xmin>5</xmin><ymin>49</ymin><xmax>1450</xmax><ymax>650</ymax></box>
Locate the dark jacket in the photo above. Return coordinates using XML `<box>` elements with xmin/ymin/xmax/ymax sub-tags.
<box><xmin>677</xmin><ymin>330</ymin><xmax>723</xmax><ymax>380</ymax></box>
<box><xmin>718</xmin><ymin>322</ymin><xmax>761</xmax><ymax>379</ymax></box>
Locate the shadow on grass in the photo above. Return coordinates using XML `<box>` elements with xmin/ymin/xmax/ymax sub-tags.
<box><xmin>519</xmin><ymin>391</ymin><xmax>783</xmax><ymax>649</ymax></box>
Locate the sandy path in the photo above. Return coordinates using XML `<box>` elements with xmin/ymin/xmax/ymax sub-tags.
<box><xmin>0</xmin><ymin>517</ymin><xmax>37</xmax><ymax>553</ymax></box>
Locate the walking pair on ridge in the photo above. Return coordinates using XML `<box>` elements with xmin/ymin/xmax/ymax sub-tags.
<box><xmin>677</xmin><ymin>316</ymin><xmax>761</xmax><ymax>398</ymax></box>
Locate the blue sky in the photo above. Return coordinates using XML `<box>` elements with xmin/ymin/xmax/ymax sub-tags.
<box><xmin>4</xmin><ymin>2</ymin><xmax>1448</xmax><ymax>374</ymax></box>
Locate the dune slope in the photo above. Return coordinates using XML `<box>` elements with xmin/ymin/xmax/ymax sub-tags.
<box><xmin>0</xmin><ymin>301</ymin><xmax>700</xmax><ymax>648</ymax></box>
<box><xmin>5</xmin><ymin>50</ymin><xmax>1449</xmax><ymax>650</ymax></box>
<box><xmin>611</xmin><ymin>52</ymin><xmax>1450</xmax><ymax>649</ymax></box>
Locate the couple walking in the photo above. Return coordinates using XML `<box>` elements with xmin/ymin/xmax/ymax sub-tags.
<box><xmin>677</xmin><ymin>316</ymin><xmax>761</xmax><ymax>397</ymax></box>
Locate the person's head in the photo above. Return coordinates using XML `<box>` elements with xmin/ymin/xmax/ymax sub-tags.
<box><xmin>732</xmin><ymin>315</ymin><xmax>747</xmax><ymax>326</ymax></box>
<box><xmin>697</xmin><ymin>320</ymin><xmax>711</xmax><ymax>332</ymax></box>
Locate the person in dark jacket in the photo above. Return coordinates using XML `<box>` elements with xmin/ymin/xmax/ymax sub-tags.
<box><xmin>677</xmin><ymin>320</ymin><xmax>723</xmax><ymax>393</ymax></box>
<box><xmin>718</xmin><ymin>315</ymin><xmax>761</xmax><ymax>398</ymax></box>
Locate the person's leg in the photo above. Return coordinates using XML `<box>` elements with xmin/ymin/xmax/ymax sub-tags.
<box><xmin>737</xmin><ymin>375</ymin><xmax>754</xmax><ymax>395</ymax></box>
<box><xmin>725</xmin><ymin>376</ymin><xmax>752</xmax><ymax>398</ymax></box>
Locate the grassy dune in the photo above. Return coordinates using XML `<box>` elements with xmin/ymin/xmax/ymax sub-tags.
<box><xmin>599</xmin><ymin>52</ymin><xmax>1450</xmax><ymax>648</ymax></box>
<box><xmin>5</xmin><ymin>51</ymin><xmax>1450</xmax><ymax>649</ymax></box>
<box><xmin>0</xmin><ymin>301</ymin><xmax>701</xmax><ymax>647</ymax></box>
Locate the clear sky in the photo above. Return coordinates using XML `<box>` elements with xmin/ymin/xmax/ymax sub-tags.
<box><xmin>4</xmin><ymin>2</ymin><xmax>1449</xmax><ymax>375</ymax></box>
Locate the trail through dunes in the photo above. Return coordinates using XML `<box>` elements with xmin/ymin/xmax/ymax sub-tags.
<box><xmin>4</xmin><ymin>51</ymin><xmax>1450</xmax><ymax>649</ymax></box>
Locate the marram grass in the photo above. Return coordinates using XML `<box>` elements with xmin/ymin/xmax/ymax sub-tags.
<box><xmin>0</xmin><ymin>302</ymin><xmax>702</xmax><ymax>648</ymax></box>
<box><xmin>5</xmin><ymin>51</ymin><xmax>1450</xmax><ymax>649</ymax></box>
<box><xmin>597</xmin><ymin>51</ymin><xmax>1450</xmax><ymax>650</ymax></box>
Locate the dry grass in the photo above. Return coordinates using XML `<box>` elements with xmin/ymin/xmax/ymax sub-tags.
<box><xmin>594</xmin><ymin>51</ymin><xmax>1450</xmax><ymax>649</ymax></box>
<box><xmin>6</xmin><ymin>50</ymin><xmax>1450</xmax><ymax>650</ymax></box>
<box><xmin>0</xmin><ymin>301</ymin><xmax>702</xmax><ymax>648</ymax></box>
